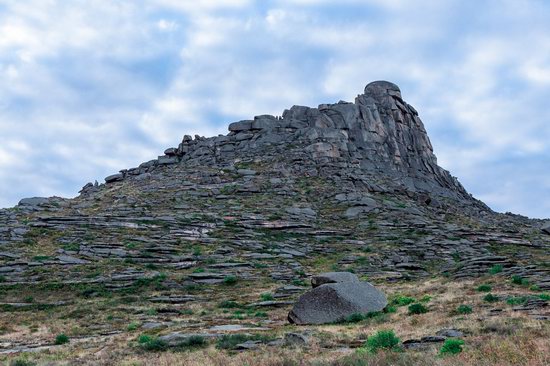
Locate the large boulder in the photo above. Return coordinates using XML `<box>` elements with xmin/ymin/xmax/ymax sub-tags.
<box><xmin>288</xmin><ymin>281</ymin><xmax>387</xmax><ymax>325</ymax></box>
<box><xmin>311</xmin><ymin>272</ymin><xmax>359</xmax><ymax>288</ymax></box>
<box><xmin>542</xmin><ymin>222</ymin><xmax>550</xmax><ymax>235</ymax></box>
<box><xmin>18</xmin><ymin>197</ymin><xmax>50</xmax><ymax>207</ymax></box>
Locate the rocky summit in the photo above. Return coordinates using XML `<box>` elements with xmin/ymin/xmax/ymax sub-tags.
<box><xmin>0</xmin><ymin>81</ymin><xmax>549</xmax><ymax>365</ymax></box>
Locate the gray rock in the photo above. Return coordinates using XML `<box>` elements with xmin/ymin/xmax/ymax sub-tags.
<box><xmin>288</xmin><ymin>281</ymin><xmax>387</xmax><ymax>324</ymax></box>
<box><xmin>18</xmin><ymin>197</ymin><xmax>50</xmax><ymax>207</ymax></box>
<box><xmin>311</xmin><ymin>272</ymin><xmax>359</xmax><ymax>288</ymax></box>
<box><xmin>542</xmin><ymin>222</ymin><xmax>550</xmax><ymax>235</ymax></box>
<box><xmin>284</xmin><ymin>332</ymin><xmax>310</xmax><ymax>346</ymax></box>
<box><xmin>234</xmin><ymin>340</ymin><xmax>262</xmax><ymax>350</ymax></box>
<box><xmin>105</xmin><ymin>173</ymin><xmax>123</xmax><ymax>183</ymax></box>
<box><xmin>228</xmin><ymin>120</ymin><xmax>252</xmax><ymax>132</ymax></box>
<box><xmin>237</xmin><ymin>169</ymin><xmax>256</xmax><ymax>176</ymax></box>
<box><xmin>364</xmin><ymin>80</ymin><xmax>402</xmax><ymax>99</ymax></box>
<box><xmin>344</xmin><ymin>206</ymin><xmax>375</xmax><ymax>218</ymax></box>
<box><xmin>141</xmin><ymin>322</ymin><xmax>164</xmax><ymax>330</ymax></box>
<box><xmin>286</xmin><ymin>207</ymin><xmax>317</xmax><ymax>217</ymax></box>
<box><xmin>164</xmin><ymin>147</ymin><xmax>178</xmax><ymax>156</ymax></box>
<box><xmin>436</xmin><ymin>329</ymin><xmax>464</xmax><ymax>338</ymax></box>
<box><xmin>158</xmin><ymin>156</ymin><xmax>179</xmax><ymax>165</ymax></box>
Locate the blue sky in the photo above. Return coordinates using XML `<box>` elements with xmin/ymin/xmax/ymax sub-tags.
<box><xmin>0</xmin><ymin>0</ymin><xmax>549</xmax><ymax>218</ymax></box>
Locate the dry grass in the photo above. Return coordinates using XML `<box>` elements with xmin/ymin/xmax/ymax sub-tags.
<box><xmin>1</xmin><ymin>275</ymin><xmax>548</xmax><ymax>366</ymax></box>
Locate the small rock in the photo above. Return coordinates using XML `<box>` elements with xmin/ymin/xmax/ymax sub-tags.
<box><xmin>436</xmin><ymin>329</ymin><xmax>464</xmax><ymax>338</ymax></box>
<box><xmin>284</xmin><ymin>332</ymin><xmax>310</xmax><ymax>346</ymax></box>
<box><xmin>234</xmin><ymin>340</ymin><xmax>262</xmax><ymax>350</ymax></box>
<box><xmin>105</xmin><ymin>173</ymin><xmax>123</xmax><ymax>183</ymax></box>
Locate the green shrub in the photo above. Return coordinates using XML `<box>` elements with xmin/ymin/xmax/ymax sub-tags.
<box><xmin>365</xmin><ymin>330</ymin><xmax>400</xmax><ymax>353</ymax></box>
<box><xmin>54</xmin><ymin>333</ymin><xmax>69</xmax><ymax>345</ymax></box>
<box><xmin>419</xmin><ymin>295</ymin><xmax>432</xmax><ymax>303</ymax></box>
<box><xmin>511</xmin><ymin>275</ymin><xmax>528</xmax><ymax>286</ymax></box>
<box><xmin>0</xmin><ymin>275</ymin><xmax>6</xmax><ymax>282</ymax></box>
<box><xmin>10</xmin><ymin>360</ymin><xmax>37</xmax><ymax>366</ymax></box>
<box><xmin>440</xmin><ymin>338</ymin><xmax>464</xmax><ymax>355</ymax></box>
<box><xmin>408</xmin><ymin>303</ymin><xmax>428</xmax><ymax>315</ymax></box>
<box><xmin>506</xmin><ymin>296</ymin><xmax>529</xmax><ymax>305</ymax></box>
<box><xmin>391</xmin><ymin>295</ymin><xmax>415</xmax><ymax>306</ymax></box>
<box><xmin>529</xmin><ymin>285</ymin><xmax>540</xmax><ymax>291</ymax></box>
<box><xmin>218</xmin><ymin>300</ymin><xmax>240</xmax><ymax>308</ymax></box>
<box><xmin>538</xmin><ymin>293</ymin><xmax>550</xmax><ymax>301</ymax></box>
<box><xmin>223</xmin><ymin>276</ymin><xmax>238</xmax><ymax>285</ymax></box>
<box><xmin>127</xmin><ymin>321</ymin><xmax>140</xmax><ymax>331</ymax></box>
<box><xmin>23</xmin><ymin>296</ymin><xmax>34</xmax><ymax>303</ymax></box>
<box><xmin>488</xmin><ymin>264</ymin><xmax>503</xmax><ymax>274</ymax></box>
<box><xmin>231</xmin><ymin>310</ymin><xmax>244</xmax><ymax>320</ymax></box>
<box><xmin>260</xmin><ymin>293</ymin><xmax>274</xmax><ymax>301</ymax></box>
<box><xmin>455</xmin><ymin>304</ymin><xmax>473</xmax><ymax>315</ymax></box>
<box><xmin>345</xmin><ymin>313</ymin><xmax>366</xmax><ymax>323</ymax></box>
<box><xmin>476</xmin><ymin>284</ymin><xmax>492</xmax><ymax>292</ymax></box>
<box><xmin>177</xmin><ymin>335</ymin><xmax>207</xmax><ymax>349</ymax></box>
<box><xmin>292</xmin><ymin>279</ymin><xmax>307</xmax><ymax>286</ymax></box>
<box><xmin>254</xmin><ymin>311</ymin><xmax>268</xmax><ymax>318</ymax></box>
<box><xmin>483</xmin><ymin>293</ymin><xmax>499</xmax><ymax>303</ymax></box>
<box><xmin>137</xmin><ymin>334</ymin><xmax>167</xmax><ymax>351</ymax></box>
<box><xmin>384</xmin><ymin>305</ymin><xmax>397</xmax><ymax>313</ymax></box>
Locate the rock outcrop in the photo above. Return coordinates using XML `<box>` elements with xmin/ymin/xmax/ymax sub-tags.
<box><xmin>99</xmin><ymin>81</ymin><xmax>477</xmax><ymax>206</ymax></box>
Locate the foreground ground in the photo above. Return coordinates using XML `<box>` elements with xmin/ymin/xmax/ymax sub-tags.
<box><xmin>1</xmin><ymin>273</ymin><xmax>548</xmax><ymax>365</ymax></box>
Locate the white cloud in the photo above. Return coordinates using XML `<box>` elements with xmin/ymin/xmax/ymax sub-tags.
<box><xmin>0</xmin><ymin>0</ymin><xmax>548</xmax><ymax>218</ymax></box>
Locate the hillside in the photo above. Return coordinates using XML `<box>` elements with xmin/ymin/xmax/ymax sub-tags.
<box><xmin>0</xmin><ymin>81</ymin><xmax>548</xmax><ymax>366</ymax></box>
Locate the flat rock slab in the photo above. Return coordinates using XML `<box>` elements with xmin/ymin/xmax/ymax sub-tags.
<box><xmin>208</xmin><ymin>324</ymin><xmax>271</xmax><ymax>332</ymax></box>
<box><xmin>311</xmin><ymin>272</ymin><xmax>359</xmax><ymax>288</ymax></box>
<box><xmin>288</xmin><ymin>282</ymin><xmax>387</xmax><ymax>325</ymax></box>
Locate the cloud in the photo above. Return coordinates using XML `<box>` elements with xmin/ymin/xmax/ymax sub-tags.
<box><xmin>0</xmin><ymin>0</ymin><xmax>548</xmax><ymax>218</ymax></box>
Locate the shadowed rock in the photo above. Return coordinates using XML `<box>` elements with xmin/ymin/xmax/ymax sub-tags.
<box><xmin>288</xmin><ymin>281</ymin><xmax>387</xmax><ymax>325</ymax></box>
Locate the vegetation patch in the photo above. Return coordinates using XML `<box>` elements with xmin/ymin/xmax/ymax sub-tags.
<box><xmin>440</xmin><ymin>338</ymin><xmax>465</xmax><ymax>355</ymax></box>
<box><xmin>476</xmin><ymin>284</ymin><xmax>492</xmax><ymax>292</ymax></box>
<box><xmin>455</xmin><ymin>304</ymin><xmax>473</xmax><ymax>315</ymax></box>
<box><xmin>483</xmin><ymin>293</ymin><xmax>499</xmax><ymax>303</ymax></box>
<box><xmin>137</xmin><ymin>334</ymin><xmax>168</xmax><ymax>351</ymax></box>
<box><xmin>54</xmin><ymin>333</ymin><xmax>70</xmax><ymax>345</ymax></box>
<box><xmin>488</xmin><ymin>264</ymin><xmax>503</xmax><ymax>274</ymax></box>
<box><xmin>408</xmin><ymin>303</ymin><xmax>428</xmax><ymax>315</ymax></box>
<box><xmin>364</xmin><ymin>329</ymin><xmax>401</xmax><ymax>353</ymax></box>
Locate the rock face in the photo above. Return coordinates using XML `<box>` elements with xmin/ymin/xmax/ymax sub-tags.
<box><xmin>542</xmin><ymin>222</ymin><xmax>550</xmax><ymax>235</ymax></box>
<box><xmin>288</xmin><ymin>275</ymin><xmax>387</xmax><ymax>325</ymax></box>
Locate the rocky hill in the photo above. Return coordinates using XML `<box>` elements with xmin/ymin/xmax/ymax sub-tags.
<box><xmin>0</xmin><ymin>81</ymin><xmax>548</xmax><ymax>366</ymax></box>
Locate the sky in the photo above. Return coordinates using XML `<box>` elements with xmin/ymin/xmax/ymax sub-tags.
<box><xmin>0</xmin><ymin>0</ymin><xmax>549</xmax><ymax>219</ymax></box>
